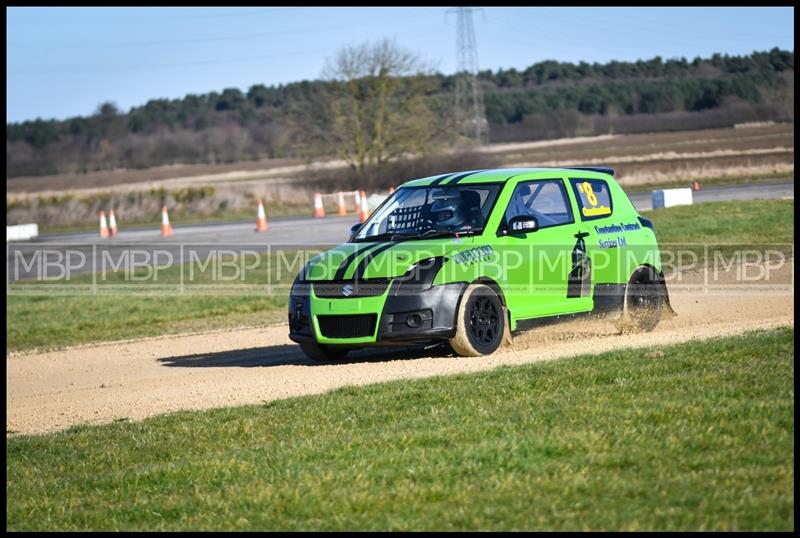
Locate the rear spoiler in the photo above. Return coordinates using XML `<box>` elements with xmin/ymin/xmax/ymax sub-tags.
<box><xmin>564</xmin><ymin>166</ymin><xmax>615</xmax><ymax>177</ymax></box>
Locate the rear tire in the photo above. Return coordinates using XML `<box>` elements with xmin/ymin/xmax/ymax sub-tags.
<box><xmin>449</xmin><ymin>284</ymin><xmax>506</xmax><ymax>357</ymax></box>
<box><xmin>620</xmin><ymin>266</ymin><xmax>663</xmax><ymax>333</ymax></box>
<box><xmin>299</xmin><ymin>341</ymin><xmax>350</xmax><ymax>362</ymax></box>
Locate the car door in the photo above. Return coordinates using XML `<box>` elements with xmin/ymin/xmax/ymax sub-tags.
<box><xmin>567</xmin><ymin>175</ymin><xmax>620</xmax><ymax>290</ymax></box>
<box><xmin>497</xmin><ymin>177</ymin><xmax>593</xmax><ymax>320</ymax></box>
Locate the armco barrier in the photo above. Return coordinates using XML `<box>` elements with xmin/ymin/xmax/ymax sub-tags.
<box><xmin>7</xmin><ymin>223</ymin><xmax>39</xmax><ymax>242</ymax></box>
<box><xmin>652</xmin><ymin>188</ymin><xmax>693</xmax><ymax>209</ymax></box>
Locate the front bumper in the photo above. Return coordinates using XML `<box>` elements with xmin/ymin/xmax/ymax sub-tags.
<box><xmin>288</xmin><ymin>278</ymin><xmax>467</xmax><ymax>346</ymax></box>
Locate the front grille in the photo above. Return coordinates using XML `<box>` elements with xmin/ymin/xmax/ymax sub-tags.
<box><xmin>317</xmin><ymin>314</ymin><xmax>377</xmax><ymax>339</ymax></box>
<box><xmin>313</xmin><ymin>279</ymin><xmax>391</xmax><ymax>298</ymax></box>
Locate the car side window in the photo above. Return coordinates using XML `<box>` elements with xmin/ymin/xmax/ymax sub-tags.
<box><xmin>503</xmin><ymin>180</ymin><xmax>574</xmax><ymax>230</ymax></box>
<box><xmin>569</xmin><ymin>178</ymin><xmax>613</xmax><ymax>220</ymax></box>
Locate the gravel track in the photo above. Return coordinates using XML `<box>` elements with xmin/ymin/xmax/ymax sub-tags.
<box><xmin>7</xmin><ymin>263</ymin><xmax>793</xmax><ymax>436</ymax></box>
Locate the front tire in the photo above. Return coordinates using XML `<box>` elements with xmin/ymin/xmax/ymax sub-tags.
<box><xmin>299</xmin><ymin>341</ymin><xmax>350</xmax><ymax>362</ymax></box>
<box><xmin>449</xmin><ymin>284</ymin><xmax>506</xmax><ymax>357</ymax></box>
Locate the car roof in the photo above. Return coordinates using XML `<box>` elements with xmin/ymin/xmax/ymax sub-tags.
<box><xmin>400</xmin><ymin>167</ymin><xmax>615</xmax><ymax>188</ymax></box>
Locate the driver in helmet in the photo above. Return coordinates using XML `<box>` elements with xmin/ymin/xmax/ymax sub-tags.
<box><xmin>429</xmin><ymin>189</ymin><xmax>480</xmax><ymax>232</ymax></box>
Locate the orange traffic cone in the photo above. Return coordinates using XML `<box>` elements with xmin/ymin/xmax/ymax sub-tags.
<box><xmin>255</xmin><ymin>198</ymin><xmax>269</xmax><ymax>232</ymax></box>
<box><xmin>389</xmin><ymin>186</ymin><xmax>395</xmax><ymax>194</ymax></box>
<box><xmin>161</xmin><ymin>206</ymin><xmax>173</xmax><ymax>238</ymax></box>
<box><xmin>108</xmin><ymin>209</ymin><xmax>119</xmax><ymax>237</ymax></box>
<box><xmin>312</xmin><ymin>192</ymin><xmax>325</xmax><ymax>218</ymax></box>
<box><xmin>99</xmin><ymin>210</ymin><xmax>109</xmax><ymax>238</ymax></box>
<box><xmin>691</xmin><ymin>180</ymin><xmax>701</xmax><ymax>191</ymax></box>
<box><xmin>359</xmin><ymin>190</ymin><xmax>370</xmax><ymax>223</ymax></box>
<box><xmin>337</xmin><ymin>192</ymin><xmax>347</xmax><ymax>216</ymax></box>
<box><xmin>354</xmin><ymin>190</ymin><xmax>361</xmax><ymax>211</ymax></box>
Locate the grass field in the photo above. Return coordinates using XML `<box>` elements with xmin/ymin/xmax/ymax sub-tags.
<box><xmin>6</xmin><ymin>327</ymin><xmax>794</xmax><ymax>531</ymax></box>
<box><xmin>6</xmin><ymin>199</ymin><xmax>794</xmax><ymax>353</ymax></box>
<box><xmin>31</xmin><ymin>171</ymin><xmax>794</xmax><ymax>235</ymax></box>
<box><xmin>7</xmin><ymin>248</ymin><xmax>306</xmax><ymax>353</ymax></box>
<box><xmin>494</xmin><ymin>123</ymin><xmax>793</xmax><ymax>165</ymax></box>
<box><xmin>7</xmin><ymin>123</ymin><xmax>794</xmax><ymax>231</ymax></box>
<box><xmin>620</xmin><ymin>170</ymin><xmax>792</xmax><ymax>194</ymax></box>
<box><xmin>6</xmin><ymin>155</ymin><xmax>306</xmax><ymax>194</ymax></box>
<box><xmin>35</xmin><ymin>205</ymin><xmax>315</xmax><ymax>235</ymax></box>
<box><xmin>646</xmin><ymin>198</ymin><xmax>793</xmax><ymax>246</ymax></box>
<box><xmin>8</xmin><ymin>123</ymin><xmax>793</xmax><ymax>194</ymax></box>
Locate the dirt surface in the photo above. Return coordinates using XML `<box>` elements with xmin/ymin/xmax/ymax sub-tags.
<box><xmin>7</xmin><ymin>263</ymin><xmax>794</xmax><ymax>436</ymax></box>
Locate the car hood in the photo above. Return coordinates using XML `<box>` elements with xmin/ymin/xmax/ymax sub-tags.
<box><xmin>304</xmin><ymin>237</ymin><xmax>476</xmax><ymax>281</ymax></box>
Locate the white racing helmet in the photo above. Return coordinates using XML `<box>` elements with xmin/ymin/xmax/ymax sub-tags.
<box><xmin>429</xmin><ymin>192</ymin><xmax>470</xmax><ymax>230</ymax></box>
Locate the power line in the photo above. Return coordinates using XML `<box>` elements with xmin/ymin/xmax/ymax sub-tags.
<box><xmin>7</xmin><ymin>7</ymin><xmax>305</xmax><ymax>24</ymax></box>
<box><xmin>514</xmin><ymin>9</ymin><xmax>786</xmax><ymax>50</ymax></box>
<box><xmin>542</xmin><ymin>7</ymin><xmax>791</xmax><ymax>41</ymax></box>
<box><xmin>482</xmin><ymin>16</ymin><xmax>778</xmax><ymax>68</ymax></box>
<box><xmin>9</xmin><ymin>12</ymin><xmax>432</xmax><ymax>49</ymax></box>
<box><xmin>9</xmin><ymin>23</ymin><xmax>447</xmax><ymax>76</ymax></box>
<box><xmin>9</xmin><ymin>49</ymin><xmax>331</xmax><ymax>76</ymax></box>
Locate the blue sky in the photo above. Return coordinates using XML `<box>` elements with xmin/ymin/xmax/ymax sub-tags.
<box><xmin>6</xmin><ymin>6</ymin><xmax>794</xmax><ymax>123</ymax></box>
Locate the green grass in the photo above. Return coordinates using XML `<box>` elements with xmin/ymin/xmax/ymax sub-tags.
<box><xmin>7</xmin><ymin>295</ymin><xmax>288</xmax><ymax>352</ymax></box>
<box><xmin>7</xmin><ymin>247</ymin><xmax>315</xmax><ymax>352</ymax></box>
<box><xmin>36</xmin><ymin>204</ymin><xmax>313</xmax><ymax>235</ymax></box>
<box><xmin>643</xmin><ymin>199</ymin><xmax>794</xmax><ymax>270</ymax></box>
<box><xmin>6</xmin><ymin>327</ymin><xmax>794</xmax><ymax>531</ymax></box>
<box><xmin>621</xmin><ymin>171</ymin><xmax>793</xmax><ymax>194</ymax></box>
<box><xmin>7</xmin><ymin>199</ymin><xmax>794</xmax><ymax>353</ymax></box>
<box><xmin>31</xmin><ymin>173</ymin><xmax>793</xmax><ymax>234</ymax></box>
<box><xmin>643</xmin><ymin>198</ymin><xmax>793</xmax><ymax>245</ymax></box>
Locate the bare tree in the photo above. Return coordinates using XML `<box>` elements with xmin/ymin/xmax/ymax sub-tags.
<box><xmin>302</xmin><ymin>39</ymin><xmax>454</xmax><ymax>178</ymax></box>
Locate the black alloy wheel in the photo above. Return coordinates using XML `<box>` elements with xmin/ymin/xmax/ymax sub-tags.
<box><xmin>468</xmin><ymin>295</ymin><xmax>501</xmax><ymax>350</ymax></box>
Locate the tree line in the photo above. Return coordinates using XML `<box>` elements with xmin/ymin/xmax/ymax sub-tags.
<box><xmin>6</xmin><ymin>47</ymin><xmax>793</xmax><ymax>178</ymax></box>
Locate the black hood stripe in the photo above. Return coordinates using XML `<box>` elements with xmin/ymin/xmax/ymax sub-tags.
<box><xmin>429</xmin><ymin>173</ymin><xmax>456</xmax><ymax>186</ymax></box>
<box><xmin>445</xmin><ymin>169</ymin><xmax>487</xmax><ymax>185</ymax></box>
<box><xmin>333</xmin><ymin>170</ymin><xmax>482</xmax><ymax>280</ymax></box>
<box><xmin>333</xmin><ymin>243</ymin><xmax>383</xmax><ymax>281</ymax></box>
<box><xmin>350</xmin><ymin>240</ymin><xmax>410</xmax><ymax>280</ymax></box>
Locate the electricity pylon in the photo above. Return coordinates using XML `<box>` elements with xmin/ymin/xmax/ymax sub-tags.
<box><xmin>452</xmin><ymin>6</ymin><xmax>488</xmax><ymax>145</ymax></box>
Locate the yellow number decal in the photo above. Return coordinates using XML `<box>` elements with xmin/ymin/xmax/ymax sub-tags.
<box><xmin>579</xmin><ymin>181</ymin><xmax>610</xmax><ymax>216</ymax></box>
<box><xmin>582</xmin><ymin>182</ymin><xmax>598</xmax><ymax>206</ymax></box>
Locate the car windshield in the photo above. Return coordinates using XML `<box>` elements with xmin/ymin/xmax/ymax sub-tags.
<box><xmin>353</xmin><ymin>184</ymin><xmax>502</xmax><ymax>242</ymax></box>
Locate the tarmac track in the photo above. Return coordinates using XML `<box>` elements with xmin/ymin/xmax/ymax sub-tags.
<box><xmin>6</xmin><ymin>180</ymin><xmax>794</xmax><ymax>281</ymax></box>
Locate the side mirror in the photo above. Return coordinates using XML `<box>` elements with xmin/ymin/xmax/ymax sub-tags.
<box><xmin>349</xmin><ymin>223</ymin><xmax>362</xmax><ymax>240</ymax></box>
<box><xmin>507</xmin><ymin>215</ymin><xmax>539</xmax><ymax>235</ymax></box>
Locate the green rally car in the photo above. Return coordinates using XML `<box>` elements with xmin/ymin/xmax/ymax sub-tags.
<box><xmin>289</xmin><ymin>167</ymin><xmax>673</xmax><ymax>360</ymax></box>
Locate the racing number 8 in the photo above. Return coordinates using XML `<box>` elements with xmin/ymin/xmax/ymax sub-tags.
<box><xmin>582</xmin><ymin>182</ymin><xmax>598</xmax><ymax>207</ymax></box>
